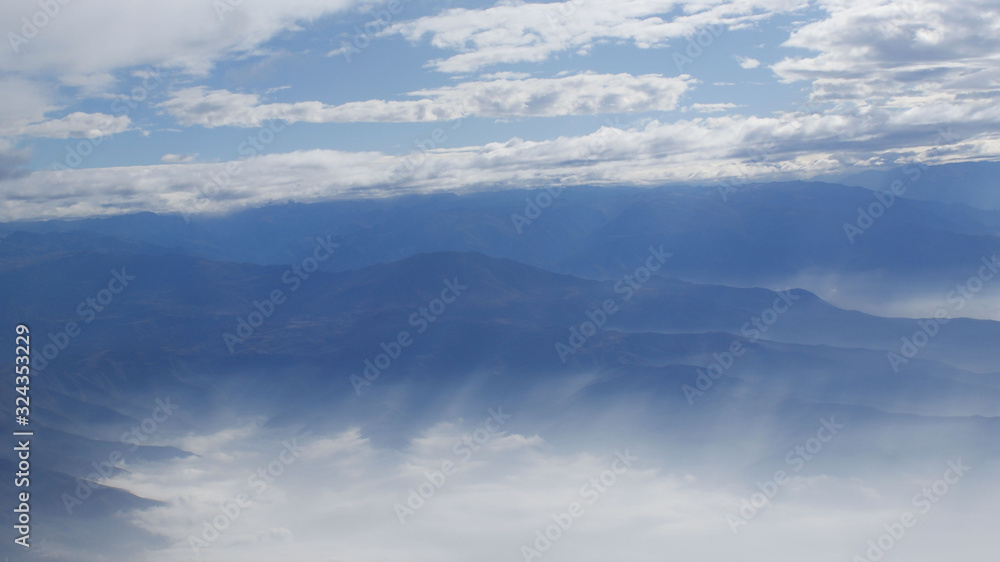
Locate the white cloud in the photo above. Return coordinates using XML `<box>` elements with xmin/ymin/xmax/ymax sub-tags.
<box><xmin>0</xmin><ymin>0</ymin><xmax>365</xmax><ymax>81</ymax></box>
<box><xmin>686</xmin><ymin>102</ymin><xmax>742</xmax><ymax>113</ymax></box>
<box><xmin>95</xmin><ymin>422</ymin><xmax>731</xmax><ymax>561</ymax></box>
<box><xmin>478</xmin><ymin>71</ymin><xmax>533</xmax><ymax>81</ymax></box>
<box><xmin>3</xmin><ymin>0</ymin><xmax>1000</xmax><ymax>223</ymax></box>
<box><xmin>773</xmin><ymin>0</ymin><xmax>1000</xmax><ymax>107</ymax></box>
<box><xmin>161</xmin><ymin>153</ymin><xmax>198</xmax><ymax>164</ymax></box>
<box><xmin>6</xmin><ymin>112</ymin><xmax>132</xmax><ymax>139</ymax></box>
<box><xmin>383</xmin><ymin>0</ymin><xmax>806</xmax><ymax>73</ymax></box>
<box><xmin>162</xmin><ymin>73</ymin><xmax>694</xmax><ymax>127</ymax></box>
<box><xmin>0</xmin><ymin>0</ymin><xmax>367</xmax><ymax>151</ymax></box>
<box><xmin>0</xmin><ymin>138</ymin><xmax>30</xmax><ymax>180</ymax></box>
<box><xmin>72</xmin><ymin>415</ymin><xmax>998</xmax><ymax>562</ymax></box>
<box><xmin>0</xmin><ymin>76</ymin><xmax>59</xmax><ymax>129</ymax></box>
<box><xmin>736</xmin><ymin>56</ymin><xmax>762</xmax><ymax>69</ymax></box>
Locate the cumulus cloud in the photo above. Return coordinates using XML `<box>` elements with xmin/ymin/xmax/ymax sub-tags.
<box><xmin>161</xmin><ymin>153</ymin><xmax>198</xmax><ymax>164</ymax></box>
<box><xmin>0</xmin><ymin>0</ymin><xmax>366</xmax><ymax>81</ymax></box>
<box><xmin>7</xmin><ymin>112</ymin><xmax>132</xmax><ymax>139</ymax></box>
<box><xmin>686</xmin><ymin>102</ymin><xmax>742</xmax><ymax>113</ymax></box>
<box><xmin>736</xmin><ymin>56</ymin><xmax>761</xmax><ymax>69</ymax></box>
<box><xmin>0</xmin><ymin>76</ymin><xmax>59</xmax><ymax>129</ymax></box>
<box><xmin>773</xmin><ymin>0</ymin><xmax>1000</xmax><ymax>107</ymax></box>
<box><xmin>0</xmin><ymin>139</ymin><xmax>30</xmax><ymax>181</ymax></box>
<box><xmin>161</xmin><ymin>73</ymin><xmax>694</xmax><ymax>127</ymax></box>
<box><xmin>0</xmin><ymin>0</ymin><xmax>367</xmax><ymax>154</ymax></box>
<box><xmin>383</xmin><ymin>0</ymin><xmax>805</xmax><ymax>73</ymax></box>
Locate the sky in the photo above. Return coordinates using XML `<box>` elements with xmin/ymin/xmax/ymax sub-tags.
<box><xmin>1</xmin><ymin>0</ymin><xmax>999</xmax><ymax>221</ymax></box>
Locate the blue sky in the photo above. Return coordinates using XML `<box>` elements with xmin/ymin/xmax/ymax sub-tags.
<box><xmin>1</xmin><ymin>0</ymin><xmax>998</xmax><ymax>220</ymax></box>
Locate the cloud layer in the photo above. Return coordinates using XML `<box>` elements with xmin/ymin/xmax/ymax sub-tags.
<box><xmin>79</xmin><ymin>415</ymin><xmax>996</xmax><ymax>562</ymax></box>
<box><xmin>385</xmin><ymin>0</ymin><xmax>803</xmax><ymax>73</ymax></box>
<box><xmin>162</xmin><ymin>73</ymin><xmax>694</xmax><ymax>127</ymax></box>
<box><xmin>5</xmin><ymin>106</ymin><xmax>1000</xmax><ymax>221</ymax></box>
